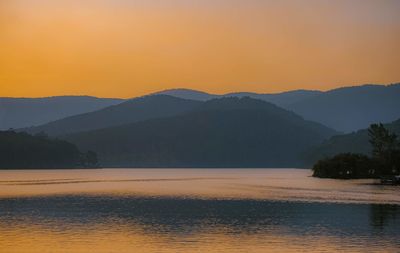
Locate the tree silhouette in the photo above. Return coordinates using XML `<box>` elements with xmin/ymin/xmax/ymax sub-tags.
<box><xmin>313</xmin><ymin>123</ymin><xmax>400</xmax><ymax>178</ymax></box>
<box><xmin>0</xmin><ymin>130</ymin><xmax>99</xmax><ymax>169</ymax></box>
<box><xmin>368</xmin><ymin>123</ymin><xmax>398</xmax><ymax>160</ymax></box>
<box><xmin>368</xmin><ymin>123</ymin><xmax>400</xmax><ymax>175</ymax></box>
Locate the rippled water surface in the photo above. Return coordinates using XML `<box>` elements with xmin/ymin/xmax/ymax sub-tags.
<box><xmin>0</xmin><ymin>169</ymin><xmax>399</xmax><ymax>252</ymax></box>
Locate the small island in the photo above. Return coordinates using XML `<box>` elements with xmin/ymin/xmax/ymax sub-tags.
<box><xmin>312</xmin><ymin>123</ymin><xmax>400</xmax><ymax>182</ymax></box>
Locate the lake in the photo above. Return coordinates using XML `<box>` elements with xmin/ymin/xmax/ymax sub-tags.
<box><xmin>0</xmin><ymin>169</ymin><xmax>399</xmax><ymax>252</ymax></box>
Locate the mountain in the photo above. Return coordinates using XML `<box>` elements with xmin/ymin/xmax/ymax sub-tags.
<box><xmin>0</xmin><ymin>96</ymin><xmax>124</xmax><ymax>130</ymax></box>
<box><xmin>155</xmin><ymin>88</ymin><xmax>321</xmax><ymax>107</ymax></box>
<box><xmin>157</xmin><ymin>84</ymin><xmax>400</xmax><ymax>132</ymax></box>
<box><xmin>153</xmin><ymin>88</ymin><xmax>217</xmax><ymax>101</ymax></box>
<box><xmin>22</xmin><ymin>95</ymin><xmax>202</xmax><ymax>136</ymax></box>
<box><xmin>0</xmin><ymin>131</ymin><xmax>95</xmax><ymax>169</ymax></box>
<box><xmin>306</xmin><ymin>118</ymin><xmax>400</xmax><ymax>164</ymax></box>
<box><xmin>7</xmin><ymin>83</ymin><xmax>398</xmax><ymax>135</ymax></box>
<box><xmin>287</xmin><ymin>84</ymin><xmax>400</xmax><ymax>132</ymax></box>
<box><xmin>64</xmin><ymin>97</ymin><xmax>337</xmax><ymax>168</ymax></box>
<box><xmin>224</xmin><ymin>90</ymin><xmax>322</xmax><ymax>107</ymax></box>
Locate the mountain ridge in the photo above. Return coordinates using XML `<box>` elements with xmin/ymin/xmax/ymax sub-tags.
<box><xmin>154</xmin><ymin>88</ymin><xmax>322</xmax><ymax>107</ymax></box>
<box><xmin>4</xmin><ymin>82</ymin><xmax>400</xmax><ymax>133</ymax></box>
<box><xmin>21</xmin><ymin>95</ymin><xmax>202</xmax><ymax>137</ymax></box>
<box><xmin>64</xmin><ymin>97</ymin><xmax>337</xmax><ymax>168</ymax></box>
<box><xmin>287</xmin><ymin>83</ymin><xmax>400</xmax><ymax>132</ymax></box>
<box><xmin>0</xmin><ymin>96</ymin><xmax>124</xmax><ymax>130</ymax></box>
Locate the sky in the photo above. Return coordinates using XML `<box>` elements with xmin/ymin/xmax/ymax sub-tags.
<box><xmin>1</xmin><ymin>0</ymin><xmax>399</xmax><ymax>98</ymax></box>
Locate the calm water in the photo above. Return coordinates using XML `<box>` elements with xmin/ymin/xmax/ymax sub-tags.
<box><xmin>0</xmin><ymin>169</ymin><xmax>399</xmax><ymax>253</ymax></box>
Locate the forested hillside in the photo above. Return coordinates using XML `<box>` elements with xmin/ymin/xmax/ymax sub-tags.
<box><xmin>65</xmin><ymin>97</ymin><xmax>336</xmax><ymax>167</ymax></box>
<box><xmin>0</xmin><ymin>131</ymin><xmax>97</xmax><ymax>169</ymax></box>
<box><xmin>22</xmin><ymin>95</ymin><xmax>201</xmax><ymax>136</ymax></box>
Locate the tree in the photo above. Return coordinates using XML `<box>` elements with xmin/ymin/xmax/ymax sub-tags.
<box><xmin>368</xmin><ymin>123</ymin><xmax>398</xmax><ymax>160</ymax></box>
<box><xmin>313</xmin><ymin>123</ymin><xmax>400</xmax><ymax>179</ymax></box>
<box><xmin>368</xmin><ymin>123</ymin><xmax>400</xmax><ymax>175</ymax></box>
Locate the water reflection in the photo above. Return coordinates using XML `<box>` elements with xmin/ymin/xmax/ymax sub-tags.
<box><xmin>0</xmin><ymin>196</ymin><xmax>399</xmax><ymax>252</ymax></box>
<box><xmin>0</xmin><ymin>169</ymin><xmax>399</xmax><ymax>204</ymax></box>
<box><xmin>369</xmin><ymin>204</ymin><xmax>399</xmax><ymax>229</ymax></box>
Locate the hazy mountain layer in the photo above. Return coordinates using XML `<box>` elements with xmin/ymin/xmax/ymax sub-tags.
<box><xmin>287</xmin><ymin>84</ymin><xmax>400</xmax><ymax>132</ymax></box>
<box><xmin>65</xmin><ymin>97</ymin><xmax>336</xmax><ymax>168</ymax></box>
<box><xmin>154</xmin><ymin>88</ymin><xmax>321</xmax><ymax>107</ymax></box>
<box><xmin>156</xmin><ymin>84</ymin><xmax>400</xmax><ymax>132</ymax></box>
<box><xmin>22</xmin><ymin>95</ymin><xmax>201</xmax><ymax>136</ymax></box>
<box><xmin>6</xmin><ymin>83</ymin><xmax>399</xmax><ymax>134</ymax></box>
<box><xmin>0</xmin><ymin>96</ymin><xmax>123</xmax><ymax>130</ymax></box>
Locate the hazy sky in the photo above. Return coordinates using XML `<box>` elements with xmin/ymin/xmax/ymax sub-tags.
<box><xmin>1</xmin><ymin>0</ymin><xmax>399</xmax><ymax>98</ymax></box>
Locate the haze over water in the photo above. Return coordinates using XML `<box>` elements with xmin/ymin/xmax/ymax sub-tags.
<box><xmin>0</xmin><ymin>169</ymin><xmax>399</xmax><ymax>252</ymax></box>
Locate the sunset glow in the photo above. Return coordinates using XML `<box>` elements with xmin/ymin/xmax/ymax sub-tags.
<box><xmin>1</xmin><ymin>0</ymin><xmax>399</xmax><ymax>98</ymax></box>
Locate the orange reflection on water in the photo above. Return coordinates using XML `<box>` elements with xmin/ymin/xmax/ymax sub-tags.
<box><xmin>0</xmin><ymin>221</ymin><xmax>398</xmax><ymax>253</ymax></box>
<box><xmin>0</xmin><ymin>169</ymin><xmax>399</xmax><ymax>253</ymax></box>
<box><xmin>0</xmin><ymin>169</ymin><xmax>398</xmax><ymax>204</ymax></box>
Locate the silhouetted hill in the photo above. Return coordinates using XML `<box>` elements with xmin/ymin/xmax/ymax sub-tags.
<box><xmin>64</xmin><ymin>97</ymin><xmax>336</xmax><ymax>168</ymax></box>
<box><xmin>0</xmin><ymin>131</ymin><xmax>96</xmax><ymax>169</ymax></box>
<box><xmin>0</xmin><ymin>96</ymin><xmax>123</xmax><ymax>130</ymax></box>
<box><xmin>155</xmin><ymin>88</ymin><xmax>321</xmax><ymax>107</ymax></box>
<box><xmin>224</xmin><ymin>90</ymin><xmax>322</xmax><ymax>107</ymax></box>
<box><xmin>153</xmin><ymin>88</ymin><xmax>217</xmax><ymax>101</ymax></box>
<box><xmin>6</xmin><ymin>83</ymin><xmax>398</xmax><ymax>134</ymax></box>
<box><xmin>156</xmin><ymin>84</ymin><xmax>400</xmax><ymax>132</ymax></box>
<box><xmin>287</xmin><ymin>84</ymin><xmax>400</xmax><ymax>132</ymax></box>
<box><xmin>23</xmin><ymin>95</ymin><xmax>202</xmax><ymax>136</ymax></box>
<box><xmin>306</xmin><ymin>118</ymin><xmax>400</xmax><ymax>165</ymax></box>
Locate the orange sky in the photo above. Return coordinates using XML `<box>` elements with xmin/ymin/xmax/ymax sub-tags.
<box><xmin>1</xmin><ymin>0</ymin><xmax>399</xmax><ymax>98</ymax></box>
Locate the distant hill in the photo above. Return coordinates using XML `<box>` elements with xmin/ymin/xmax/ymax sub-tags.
<box><xmin>224</xmin><ymin>90</ymin><xmax>322</xmax><ymax>107</ymax></box>
<box><xmin>6</xmin><ymin>83</ymin><xmax>399</xmax><ymax>134</ymax></box>
<box><xmin>155</xmin><ymin>88</ymin><xmax>321</xmax><ymax>107</ymax></box>
<box><xmin>64</xmin><ymin>97</ymin><xmax>336</xmax><ymax>168</ymax></box>
<box><xmin>0</xmin><ymin>131</ymin><xmax>95</xmax><ymax>169</ymax></box>
<box><xmin>306</xmin><ymin>118</ymin><xmax>400</xmax><ymax>165</ymax></box>
<box><xmin>156</xmin><ymin>84</ymin><xmax>400</xmax><ymax>132</ymax></box>
<box><xmin>287</xmin><ymin>84</ymin><xmax>400</xmax><ymax>132</ymax></box>
<box><xmin>23</xmin><ymin>95</ymin><xmax>202</xmax><ymax>136</ymax></box>
<box><xmin>153</xmin><ymin>88</ymin><xmax>218</xmax><ymax>101</ymax></box>
<box><xmin>0</xmin><ymin>96</ymin><xmax>124</xmax><ymax>130</ymax></box>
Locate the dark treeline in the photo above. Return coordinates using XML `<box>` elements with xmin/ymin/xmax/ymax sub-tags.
<box><xmin>0</xmin><ymin>131</ymin><xmax>98</xmax><ymax>169</ymax></box>
<box><xmin>312</xmin><ymin>124</ymin><xmax>400</xmax><ymax>179</ymax></box>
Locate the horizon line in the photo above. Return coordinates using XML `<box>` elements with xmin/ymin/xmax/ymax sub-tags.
<box><xmin>1</xmin><ymin>82</ymin><xmax>398</xmax><ymax>100</ymax></box>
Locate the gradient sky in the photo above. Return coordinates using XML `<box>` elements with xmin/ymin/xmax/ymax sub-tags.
<box><xmin>1</xmin><ymin>0</ymin><xmax>399</xmax><ymax>98</ymax></box>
